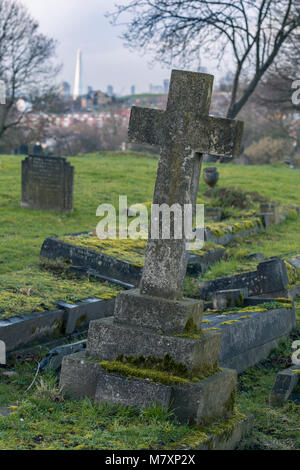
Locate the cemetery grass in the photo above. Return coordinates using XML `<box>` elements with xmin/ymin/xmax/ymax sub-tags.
<box><xmin>1</xmin><ymin>152</ymin><xmax>300</xmax><ymax>449</ymax></box>
<box><xmin>1</xmin><ymin>152</ymin><xmax>300</xmax><ymax>278</ymax></box>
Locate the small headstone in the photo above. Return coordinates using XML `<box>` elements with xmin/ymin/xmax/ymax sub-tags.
<box><xmin>259</xmin><ymin>212</ymin><xmax>274</xmax><ymax>228</ymax></box>
<box><xmin>260</xmin><ymin>202</ymin><xmax>280</xmax><ymax>225</ymax></box>
<box><xmin>269</xmin><ymin>366</ymin><xmax>300</xmax><ymax>406</ymax></box>
<box><xmin>212</xmin><ymin>289</ymin><xmax>248</xmax><ymax>310</ymax></box>
<box><xmin>205</xmin><ymin>207</ymin><xmax>222</xmax><ymax>222</ymax></box>
<box><xmin>21</xmin><ymin>155</ymin><xmax>74</xmax><ymax>213</ymax></box>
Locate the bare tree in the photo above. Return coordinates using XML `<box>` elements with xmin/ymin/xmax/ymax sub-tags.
<box><xmin>0</xmin><ymin>0</ymin><xmax>59</xmax><ymax>140</ymax></box>
<box><xmin>109</xmin><ymin>0</ymin><xmax>300</xmax><ymax>118</ymax></box>
<box><xmin>252</xmin><ymin>38</ymin><xmax>300</xmax><ymax>162</ymax></box>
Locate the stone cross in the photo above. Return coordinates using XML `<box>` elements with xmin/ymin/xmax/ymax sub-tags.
<box><xmin>128</xmin><ymin>70</ymin><xmax>243</xmax><ymax>300</ymax></box>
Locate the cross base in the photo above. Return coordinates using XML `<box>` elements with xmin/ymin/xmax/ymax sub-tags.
<box><xmin>60</xmin><ymin>351</ymin><xmax>237</xmax><ymax>427</ymax></box>
<box><xmin>114</xmin><ymin>289</ymin><xmax>204</xmax><ymax>334</ymax></box>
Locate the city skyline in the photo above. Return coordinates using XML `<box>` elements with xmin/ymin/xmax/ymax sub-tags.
<box><xmin>21</xmin><ymin>0</ymin><xmax>223</xmax><ymax>96</ymax></box>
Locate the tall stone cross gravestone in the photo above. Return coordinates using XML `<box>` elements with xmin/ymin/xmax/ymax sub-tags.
<box><xmin>60</xmin><ymin>70</ymin><xmax>245</xmax><ymax>432</ymax></box>
<box><xmin>129</xmin><ymin>70</ymin><xmax>243</xmax><ymax>300</ymax></box>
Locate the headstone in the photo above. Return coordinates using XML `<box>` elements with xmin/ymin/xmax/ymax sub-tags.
<box><xmin>21</xmin><ymin>155</ymin><xmax>74</xmax><ymax>213</ymax></box>
<box><xmin>269</xmin><ymin>366</ymin><xmax>300</xmax><ymax>406</ymax></box>
<box><xmin>205</xmin><ymin>206</ymin><xmax>222</xmax><ymax>222</ymax></box>
<box><xmin>199</xmin><ymin>257</ymin><xmax>289</xmax><ymax>300</ymax></box>
<box><xmin>60</xmin><ymin>70</ymin><xmax>244</xmax><ymax>430</ymax></box>
<box><xmin>212</xmin><ymin>288</ymin><xmax>248</xmax><ymax>310</ymax></box>
<box><xmin>260</xmin><ymin>202</ymin><xmax>280</xmax><ymax>225</ymax></box>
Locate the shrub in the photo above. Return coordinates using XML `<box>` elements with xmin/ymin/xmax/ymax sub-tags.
<box><xmin>244</xmin><ymin>137</ymin><xmax>293</xmax><ymax>164</ymax></box>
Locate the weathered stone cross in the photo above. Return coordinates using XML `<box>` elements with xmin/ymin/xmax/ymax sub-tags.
<box><xmin>128</xmin><ymin>70</ymin><xmax>243</xmax><ymax>300</ymax></box>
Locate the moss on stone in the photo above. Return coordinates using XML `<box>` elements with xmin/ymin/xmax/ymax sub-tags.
<box><xmin>0</xmin><ymin>264</ymin><xmax>121</xmax><ymax>319</ymax></box>
<box><xmin>217</xmin><ymin>301</ymin><xmax>292</xmax><ymax>316</ymax></box>
<box><xmin>219</xmin><ymin>319</ymin><xmax>240</xmax><ymax>326</ymax></box>
<box><xmin>99</xmin><ymin>354</ymin><xmax>221</xmax><ymax>386</ymax></box>
<box><xmin>174</xmin><ymin>317</ymin><xmax>203</xmax><ymax>340</ymax></box>
<box><xmin>75</xmin><ymin>314</ymin><xmax>88</xmax><ymax>329</ymax></box>
<box><xmin>164</xmin><ymin>408</ymin><xmax>246</xmax><ymax>449</ymax></box>
<box><xmin>206</xmin><ymin>217</ymin><xmax>262</xmax><ymax>239</ymax></box>
<box><xmin>284</xmin><ymin>261</ymin><xmax>298</xmax><ymax>285</ymax></box>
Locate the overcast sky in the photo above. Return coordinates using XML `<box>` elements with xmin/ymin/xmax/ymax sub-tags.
<box><xmin>22</xmin><ymin>0</ymin><xmax>219</xmax><ymax>96</ymax></box>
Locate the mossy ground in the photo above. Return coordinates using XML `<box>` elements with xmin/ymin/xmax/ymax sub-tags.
<box><xmin>0</xmin><ymin>263</ymin><xmax>121</xmax><ymax>318</ymax></box>
<box><xmin>59</xmin><ymin>233</ymin><xmax>223</xmax><ymax>267</ymax></box>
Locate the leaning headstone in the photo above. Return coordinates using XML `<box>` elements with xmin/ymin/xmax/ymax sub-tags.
<box><xmin>212</xmin><ymin>288</ymin><xmax>248</xmax><ymax>310</ymax></box>
<box><xmin>60</xmin><ymin>70</ymin><xmax>244</xmax><ymax>435</ymax></box>
<box><xmin>199</xmin><ymin>257</ymin><xmax>289</xmax><ymax>300</ymax></box>
<box><xmin>21</xmin><ymin>155</ymin><xmax>74</xmax><ymax>212</ymax></box>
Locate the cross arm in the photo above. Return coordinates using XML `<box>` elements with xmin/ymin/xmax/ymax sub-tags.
<box><xmin>128</xmin><ymin>106</ymin><xmax>165</xmax><ymax>147</ymax></box>
<box><xmin>191</xmin><ymin>116</ymin><xmax>244</xmax><ymax>158</ymax></box>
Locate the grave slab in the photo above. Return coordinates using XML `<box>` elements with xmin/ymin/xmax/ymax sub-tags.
<box><xmin>0</xmin><ymin>297</ymin><xmax>115</xmax><ymax>353</ymax></box>
<box><xmin>203</xmin><ymin>306</ymin><xmax>296</xmax><ymax>372</ymax></box>
<box><xmin>40</xmin><ymin>234</ymin><xmax>223</xmax><ymax>284</ymax></box>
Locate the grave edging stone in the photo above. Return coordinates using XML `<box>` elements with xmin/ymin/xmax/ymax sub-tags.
<box><xmin>0</xmin><ymin>297</ymin><xmax>115</xmax><ymax>352</ymax></box>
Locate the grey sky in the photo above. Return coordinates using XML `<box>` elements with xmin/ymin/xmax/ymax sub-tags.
<box><xmin>22</xmin><ymin>0</ymin><xmax>218</xmax><ymax>96</ymax></box>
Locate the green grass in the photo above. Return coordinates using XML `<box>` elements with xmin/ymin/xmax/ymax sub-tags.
<box><xmin>0</xmin><ymin>152</ymin><xmax>157</xmax><ymax>274</ymax></box>
<box><xmin>1</xmin><ymin>152</ymin><xmax>300</xmax><ymax>449</ymax></box>
<box><xmin>1</xmin><ymin>153</ymin><xmax>300</xmax><ymax>275</ymax></box>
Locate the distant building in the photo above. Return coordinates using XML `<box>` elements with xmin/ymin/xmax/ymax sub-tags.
<box><xmin>220</xmin><ymin>71</ymin><xmax>234</xmax><ymax>90</ymax></box>
<box><xmin>73</xmin><ymin>49</ymin><xmax>83</xmax><ymax>100</ymax></box>
<box><xmin>149</xmin><ymin>83</ymin><xmax>164</xmax><ymax>94</ymax></box>
<box><xmin>131</xmin><ymin>85</ymin><xmax>136</xmax><ymax>96</ymax></box>
<box><xmin>107</xmin><ymin>85</ymin><xmax>114</xmax><ymax>97</ymax></box>
<box><xmin>81</xmin><ymin>89</ymin><xmax>112</xmax><ymax>109</ymax></box>
<box><xmin>58</xmin><ymin>82</ymin><xmax>71</xmax><ymax>100</ymax></box>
